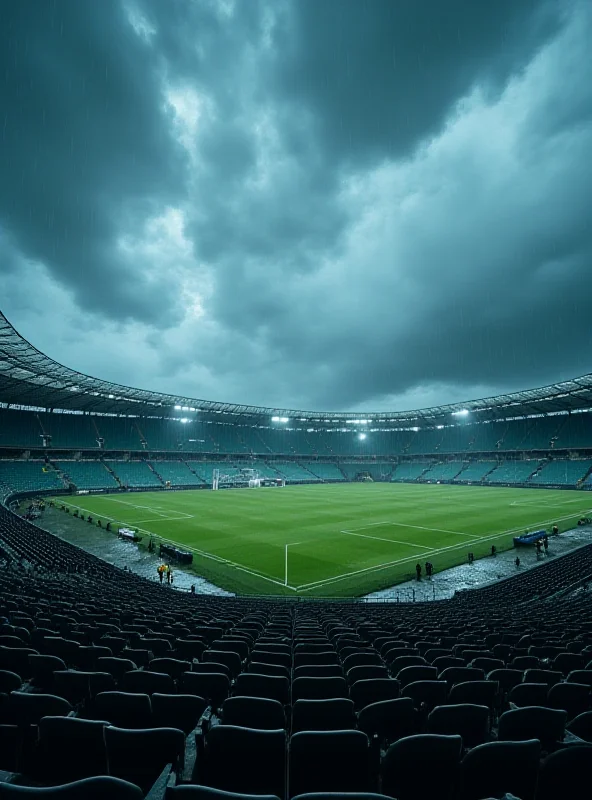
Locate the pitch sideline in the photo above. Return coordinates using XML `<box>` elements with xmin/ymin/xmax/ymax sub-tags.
<box><xmin>296</xmin><ymin>506</ymin><xmax>592</xmax><ymax>592</ymax></box>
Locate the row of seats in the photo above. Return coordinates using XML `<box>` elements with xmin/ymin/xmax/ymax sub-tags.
<box><xmin>2</xmin><ymin>501</ymin><xmax>592</xmax><ymax>797</ymax></box>
<box><xmin>3</xmin><ymin>405</ymin><xmax>592</xmax><ymax>455</ymax></box>
<box><xmin>2</xmin><ymin>456</ymin><xmax>591</xmax><ymax>495</ymax></box>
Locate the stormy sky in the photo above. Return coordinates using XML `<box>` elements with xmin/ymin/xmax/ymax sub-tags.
<box><xmin>1</xmin><ymin>0</ymin><xmax>591</xmax><ymax>413</ymax></box>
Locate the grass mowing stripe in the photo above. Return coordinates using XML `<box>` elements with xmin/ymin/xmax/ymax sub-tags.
<box><xmin>53</xmin><ymin>484</ymin><xmax>592</xmax><ymax>597</ymax></box>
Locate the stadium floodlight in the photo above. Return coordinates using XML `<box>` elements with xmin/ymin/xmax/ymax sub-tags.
<box><xmin>359</xmin><ymin>433</ymin><xmax>367</xmax><ymax>440</ymax></box>
<box><xmin>180</xmin><ymin>418</ymin><xmax>189</xmax><ymax>423</ymax></box>
<box><xmin>453</xmin><ymin>409</ymin><xmax>470</xmax><ymax>417</ymax></box>
<box><xmin>436</xmin><ymin>425</ymin><xmax>444</xmax><ymax>429</ymax></box>
<box><xmin>272</xmin><ymin>416</ymin><xmax>289</xmax><ymax>423</ymax></box>
<box><xmin>412</xmin><ymin>426</ymin><xmax>420</xmax><ymax>432</ymax></box>
<box><xmin>174</xmin><ymin>405</ymin><xmax>182</xmax><ymax>410</ymax></box>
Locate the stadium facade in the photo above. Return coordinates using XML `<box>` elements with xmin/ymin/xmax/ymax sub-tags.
<box><xmin>1</xmin><ymin>309</ymin><xmax>592</xmax><ymax>497</ymax></box>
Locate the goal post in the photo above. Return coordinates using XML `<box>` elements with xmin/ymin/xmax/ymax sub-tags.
<box><xmin>212</xmin><ymin>467</ymin><xmax>285</xmax><ymax>490</ymax></box>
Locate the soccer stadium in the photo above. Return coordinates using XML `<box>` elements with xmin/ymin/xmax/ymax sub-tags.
<box><xmin>2</xmin><ymin>306</ymin><xmax>592</xmax><ymax>796</ymax></box>
<box><xmin>2</xmin><ymin>0</ymin><xmax>592</xmax><ymax>797</ymax></box>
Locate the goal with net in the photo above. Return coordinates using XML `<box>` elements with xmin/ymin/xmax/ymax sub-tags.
<box><xmin>212</xmin><ymin>467</ymin><xmax>285</xmax><ymax>490</ymax></box>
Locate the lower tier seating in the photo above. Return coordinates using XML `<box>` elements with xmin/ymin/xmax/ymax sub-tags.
<box><xmin>56</xmin><ymin>462</ymin><xmax>119</xmax><ymax>491</ymax></box>
<box><xmin>0</xmin><ymin>502</ymin><xmax>592</xmax><ymax>797</ymax></box>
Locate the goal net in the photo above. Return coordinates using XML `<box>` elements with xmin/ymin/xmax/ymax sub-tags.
<box><xmin>212</xmin><ymin>467</ymin><xmax>285</xmax><ymax>490</ymax></box>
<box><xmin>212</xmin><ymin>467</ymin><xmax>259</xmax><ymax>490</ymax></box>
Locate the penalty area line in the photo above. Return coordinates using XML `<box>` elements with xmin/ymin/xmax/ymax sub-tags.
<box><xmin>297</xmin><ymin>506</ymin><xmax>592</xmax><ymax>592</ymax></box>
<box><xmin>58</xmin><ymin>501</ymin><xmax>297</xmax><ymax>592</ymax></box>
<box><xmin>340</xmin><ymin>529</ymin><xmax>433</xmax><ymax>551</ymax></box>
<box><xmin>342</xmin><ymin>521</ymin><xmax>480</xmax><ymax>540</ymax></box>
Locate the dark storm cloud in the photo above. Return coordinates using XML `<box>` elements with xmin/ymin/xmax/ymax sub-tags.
<box><xmin>1</xmin><ymin>0</ymin><xmax>591</xmax><ymax>412</ymax></box>
<box><xmin>0</xmin><ymin>0</ymin><xmax>186</xmax><ymax>324</ymax></box>
<box><xmin>275</xmin><ymin>0</ymin><xmax>564</xmax><ymax>165</ymax></box>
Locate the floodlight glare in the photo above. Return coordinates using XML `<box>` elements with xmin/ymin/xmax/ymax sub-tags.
<box><xmin>453</xmin><ymin>409</ymin><xmax>470</xmax><ymax>417</ymax></box>
<box><xmin>359</xmin><ymin>433</ymin><xmax>367</xmax><ymax>440</ymax></box>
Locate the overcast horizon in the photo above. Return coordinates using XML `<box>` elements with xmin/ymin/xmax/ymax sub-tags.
<box><xmin>1</xmin><ymin>0</ymin><xmax>591</xmax><ymax>414</ymax></box>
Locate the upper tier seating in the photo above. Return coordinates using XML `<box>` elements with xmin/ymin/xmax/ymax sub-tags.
<box><xmin>4</xmin><ymin>407</ymin><xmax>592</xmax><ymax>456</ymax></box>
<box><xmin>0</xmin><ymin>408</ymin><xmax>44</xmax><ymax>448</ymax></box>
<box><xmin>38</xmin><ymin>412</ymin><xmax>99</xmax><ymax>449</ymax></box>
<box><xmin>57</xmin><ymin>461</ymin><xmax>119</xmax><ymax>491</ymax></box>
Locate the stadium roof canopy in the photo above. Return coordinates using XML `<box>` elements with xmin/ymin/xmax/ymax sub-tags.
<box><xmin>1</xmin><ymin>310</ymin><xmax>592</xmax><ymax>427</ymax></box>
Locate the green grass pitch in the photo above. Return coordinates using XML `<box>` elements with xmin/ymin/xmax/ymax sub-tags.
<box><xmin>55</xmin><ymin>483</ymin><xmax>592</xmax><ymax>597</ymax></box>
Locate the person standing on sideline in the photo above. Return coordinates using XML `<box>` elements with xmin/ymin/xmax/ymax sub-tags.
<box><xmin>415</xmin><ymin>563</ymin><xmax>422</xmax><ymax>581</ymax></box>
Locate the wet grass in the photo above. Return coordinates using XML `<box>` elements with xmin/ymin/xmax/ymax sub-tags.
<box><xmin>53</xmin><ymin>483</ymin><xmax>592</xmax><ymax>597</ymax></box>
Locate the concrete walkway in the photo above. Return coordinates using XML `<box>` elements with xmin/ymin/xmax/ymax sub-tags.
<box><xmin>366</xmin><ymin>524</ymin><xmax>592</xmax><ymax>602</ymax></box>
<box><xmin>38</xmin><ymin>506</ymin><xmax>233</xmax><ymax>596</ymax></box>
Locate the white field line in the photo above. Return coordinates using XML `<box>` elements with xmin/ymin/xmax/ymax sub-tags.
<box><xmin>342</xmin><ymin>521</ymin><xmax>480</xmax><ymax>540</ymax></box>
<box><xmin>101</xmin><ymin>497</ymin><xmax>193</xmax><ymax>518</ymax></box>
<box><xmin>510</xmin><ymin>497</ymin><xmax>585</xmax><ymax>508</ymax></box>
<box><xmin>296</xmin><ymin>506</ymin><xmax>592</xmax><ymax>592</ymax></box>
<box><xmin>59</xmin><ymin>501</ymin><xmax>297</xmax><ymax>592</ymax></box>
<box><xmin>128</xmin><ymin>517</ymin><xmax>196</xmax><ymax>524</ymax></box>
<box><xmin>340</xmin><ymin>529</ymin><xmax>433</xmax><ymax>551</ymax></box>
